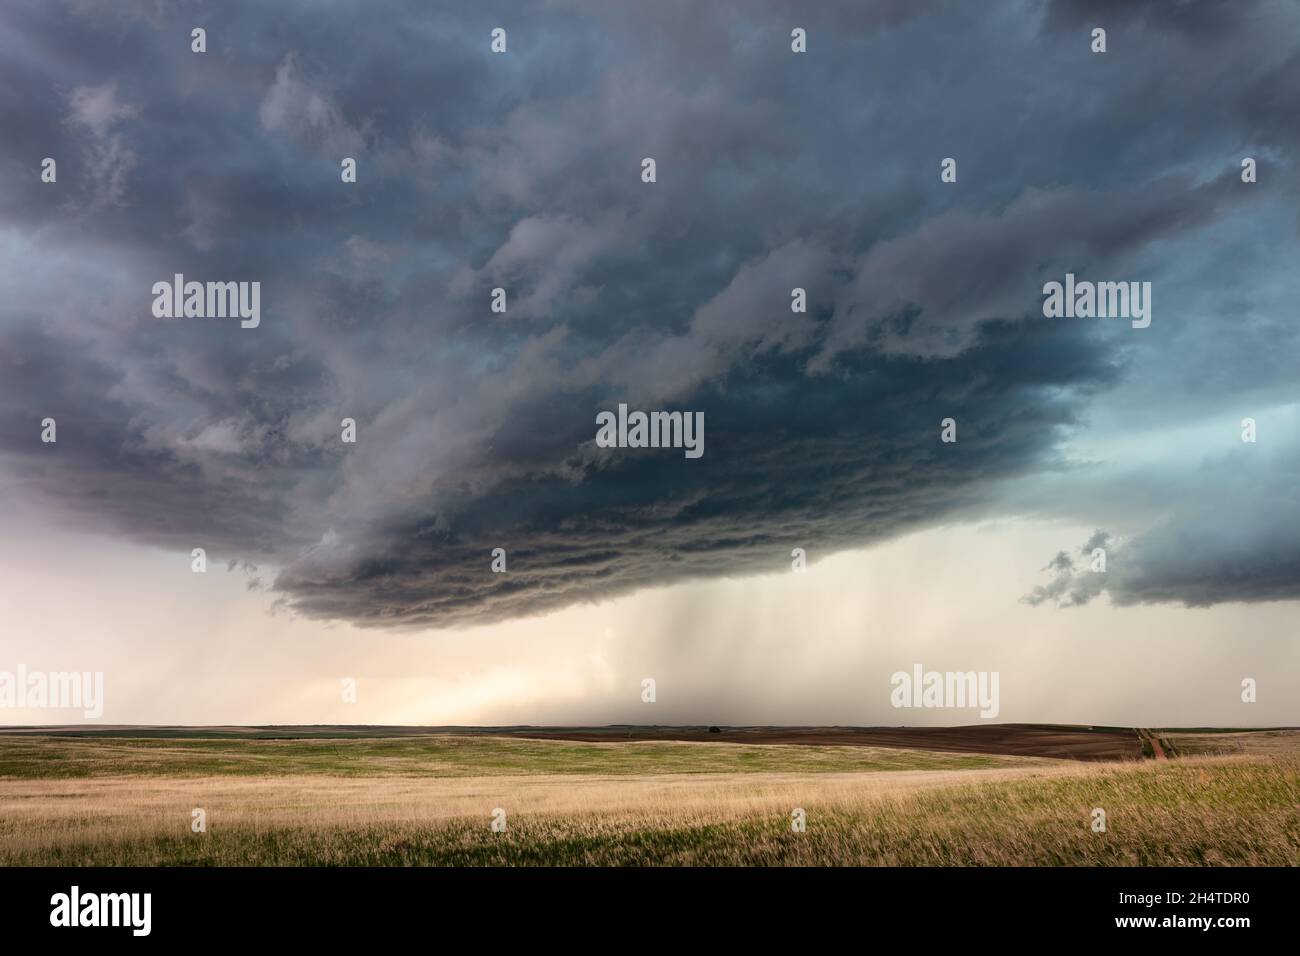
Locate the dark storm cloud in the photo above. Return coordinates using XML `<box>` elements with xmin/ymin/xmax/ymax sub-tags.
<box><xmin>279</xmin><ymin>322</ymin><xmax>1120</xmax><ymax>627</ymax></box>
<box><xmin>1025</xmin><ymin>447</ymin><xmax>1300</xmax><ymax>609</ymax></box>
<box><xmin>0</xmin><ymin>0</ymin><xmax>1297</xmax><ymax>626</ymax></box>
<box><xmin>1019</xmin><ymin>437</ymin><xmax>1300</xmax><ymax>608</ymax></box>
<box><xmin>1044</xmin><ymin>0</ymin><xmax>1244</xmax><ymax>40</ymax></box>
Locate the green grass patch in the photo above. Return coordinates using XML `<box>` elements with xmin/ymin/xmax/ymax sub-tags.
<box><xmin>0</xmin><ymin>734</ymin><xmax>1044</xmax><ymax>780</ymax></box>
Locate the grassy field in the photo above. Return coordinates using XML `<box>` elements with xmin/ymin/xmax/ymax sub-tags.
<box><xmin>0</xmin><ymin>732</ymin><xmax>1296</xmax><ymax>866</ymax></box>
<box><xmin>0</xmin><ymin>734</ymin><xmax>1050</xmax><ymax>778</ymax></box>
<box><xmin>1162</xmin><ymin>729</ymin><xmax>1300</xmax><ymax>758</ymax></box>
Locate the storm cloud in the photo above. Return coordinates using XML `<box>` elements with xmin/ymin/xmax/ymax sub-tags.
<box><xmin>1</xmin><ymin>0</ymin><xmax>1297</xmax><ymax>628</ymax></box>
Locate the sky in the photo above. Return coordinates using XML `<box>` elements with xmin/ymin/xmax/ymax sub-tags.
<box><xmin>0</xmin><ymin>0</ymin><xmax>1297</xmax><ymax>727</ymax></box>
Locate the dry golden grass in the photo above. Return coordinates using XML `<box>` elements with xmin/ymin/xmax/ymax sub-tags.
<box><xmin>1164</xmin><ymin>729</ymin><xmax>1300</xmax><ymax>758</ymax></box>
<box><xmin>0</xmin><ymin>762</ymin><xmax>1076</xmax><ymax>847</ymax></box>
<box><xmin>1</xmin><ymin>752</ymin><xmax>1295</xmax><ymax>866</ymax></box>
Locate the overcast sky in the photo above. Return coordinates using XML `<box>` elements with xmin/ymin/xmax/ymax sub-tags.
<box><xmin>1</xmin><ymin>0</ymin><xmax>1297</xmax><ymax>726</ymax></box>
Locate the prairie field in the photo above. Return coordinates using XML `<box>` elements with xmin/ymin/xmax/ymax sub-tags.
<box><xmin>0</xmin><ymin>730</ymin><xmax>1296</xmax><ymax>866</ymax></box>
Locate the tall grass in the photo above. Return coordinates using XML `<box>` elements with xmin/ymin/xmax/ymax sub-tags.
<box><xmin>1</xmin><ymin>755</ymin><xmax>1294</xmax><ymax>866</ymax></box>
